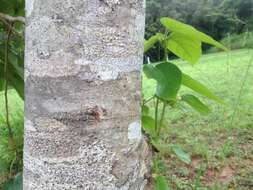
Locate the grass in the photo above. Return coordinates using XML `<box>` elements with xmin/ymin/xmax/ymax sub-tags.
<box><xmin>143</xmin><ymin>49</ymin><xmax>253</xmax><ymax>189</ymax></box>
<box><xmin>0</xmin><ymin>89</ymin><xmax>23</xmax><ymax>188</ymax></box>
<box><xmin>0</xmin><ymin>49</ymin><xmax>252</xmax><ymax>189</ymax></box>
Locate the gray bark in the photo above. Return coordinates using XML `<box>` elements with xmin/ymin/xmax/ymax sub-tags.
<box><xmin>24</xmin><ymin>0</ymin><xmax>150</xmax><ymax>189</ymax></box>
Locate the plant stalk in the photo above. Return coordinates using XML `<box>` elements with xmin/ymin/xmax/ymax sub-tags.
<box><xmin>158</xmin><ymin>102</ymin><xmax>167</xmax><ymax>135</ymax></box>
<box><xmin>143</xmin><ymin>96</ymin><xmax>155</xmax><ymax>105</ymax></box>
<box><xmin>4</xmin><ymin>22</ymin><xmax>15</xmax><ymax>148</ymax></box>
<box><xmin>164</xmin><ymin>47</ymin><xmax>168</xmax><ymax>61</ymax></box>
<box><xmin>154</xmin><ymin>97</ymin><xmax>159</xmax><ymax>133</ymax></box>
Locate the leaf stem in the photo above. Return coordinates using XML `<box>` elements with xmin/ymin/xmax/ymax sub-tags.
<box><xmin>164</xmin><ymin>29</ymin><xmax>169</xmax><ymax>61</ymax></box>
<box><xmin>164</xmin><ymin>48</ymin><xmax>168</xmax><ymax>61</ymax></box>
<box><xmin>154</xmin><ymin>97</ymin><xmax>159</xmax><ymax>133</ymax></box>
<box><xmin>143</xmin><ymin>96</ymin><xmax>155</xmax><ymax>105</ymax></box>
<box><xmin>158</xmin><ymin>102</ymin><xmax>167</xmax><ymax>135</ymax></box>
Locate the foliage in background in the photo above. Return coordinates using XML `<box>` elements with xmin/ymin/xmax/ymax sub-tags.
<box><xmin>145</xmin><ymin>0</ymin><xmax>253</xmax><ymax>61</ymax></box>
<box><xmin>208</xmin><ymin>31</ymin><xmax>253</xmax><ymax>53</ymax></box>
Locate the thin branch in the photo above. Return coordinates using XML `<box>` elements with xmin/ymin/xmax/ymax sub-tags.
<box><xmin>0</xmin><ymin>12</ymin><xmax>25</xmax><ymax>23</ymax></box>
<box><xmin>4</xmin><ymin>23</ymin><xmax>15</xmax><ymax>147</ymax></box>
<box><xmin>0</xmin><ymin>18</ymin><xmax>24</xmax><ymax>38</ymax></box>
<box><xmin>154</xmin><ymin>98</ymin><xmax>159</xmax><ymax>133</ymax></box>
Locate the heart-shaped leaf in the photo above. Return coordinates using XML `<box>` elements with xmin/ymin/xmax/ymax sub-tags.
<box><xmin>167</xmin><ymin>33</ymin><xmax>202</xmax><ymax>64</ymax></box>
<box><xmin>143</xmin><ymin>62</ymin><xmax>182</xmax><ymax>101</ymax></box>
<box><xmin>160</xmin><ymin>17</ymin><xmax>228</xmax><ymax>51</ymax></box>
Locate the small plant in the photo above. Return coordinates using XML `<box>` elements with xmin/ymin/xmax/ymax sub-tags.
<box><xmin>142</xmin><ymin>17</ymin><xmax>227</xmax><ymax>189</ymax></box>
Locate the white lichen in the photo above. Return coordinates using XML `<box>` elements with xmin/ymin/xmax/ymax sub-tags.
<box><xmin>128</xmin><ymin>121</ymin><xmax>142</xmax><ymax>142</ymax></box>
<box><xmin>75</xmin><ymin>56</ymin><xmax>141</xmax><ymax>81</ymax></box>
<box><xmin>26</xmin><ymin>0</ymin><xmax>34</xmax><ymax>17</ymax></box>
<box><xmin>25</xmin><ymin>119</ymin><xmax>37</xmax><ymax>132</ymax></box>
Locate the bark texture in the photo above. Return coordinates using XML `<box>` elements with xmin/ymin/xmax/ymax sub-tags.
<box><xmin>24</xmin><ymin>0</ymin><xmax>150</xmax><ymax>189</ymax></box>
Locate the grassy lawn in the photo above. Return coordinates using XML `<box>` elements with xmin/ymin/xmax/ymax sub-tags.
<box><xmin>0</xmin><ymin>49</ymin><xmax>252</xmax><ymax>189</ymax></box>
<box><xmin>0</xmin><ymin>90</ymin><xmax>23</xmax><ymax>187</ymax></box>
<box><xmin>143</xmin><ymin>49</ymin><xmax>253</xmax><ymax>189</ymax></box>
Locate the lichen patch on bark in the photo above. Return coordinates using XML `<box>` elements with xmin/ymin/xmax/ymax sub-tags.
<box><xmin>128</xmin><ymin>121</ymin><xmax>142</xmax><ymax>143</ymax></box>
<box><xmin>25</xmin><ymin>0</ymin><xmax>34</xmax><ymax>17</ymax></box>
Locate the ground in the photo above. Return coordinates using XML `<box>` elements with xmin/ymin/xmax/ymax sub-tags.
<box><xmin>0</xmin><ymin>49</ymin><xmax>253</xmax><ymax>189</ymax></box>
<box><xmin>143</xmin><ymin>49</ymin><xmax>253</xmax><ymax>189</ymax></box>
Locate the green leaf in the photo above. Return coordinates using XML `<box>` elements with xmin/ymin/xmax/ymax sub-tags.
<box><xmin>160</xmin><ymin>17</ymin><xmax>196</xmax><ymax>35</ymax></box>
<box><xmin>143</xmin><ymin>62</ymin><xmax>182</xmax><ymax>101</ymax></box>
<box><xmin>143</xmin><ymin>64</ymin><xmax>164</xmax><ymax>84</ymax></box>
<box><xmin>142</xmin><ymin>115</ymin><xmax>156</xmax><ymax>138</ymax></box>
<box><xmin>3</xmin><ymin>172</ymin><xmax>22</xmax><ymax>190</ymax></box>
<box><xmin>0</xmin><ymin>45</ymin><xmax>24</xmax><ymax>99</ymax></box>
<box><xmin>155</xmin><ymin>176</ymin><xmax>170</xmax><ymax>190</ymax></box>
<box><xmin>182</xmin><ymin>73</ymin><xmax>223</xmax><ymax>104</ymax></box>
<box><xmin>171</xmin><ymin>145</ymin><xmax>191</xmax><ymax>164</ymax></box>
<box><xmin>0</xmin><ymin>65</ymin><xmax>24</xmax><ymax>99</ymax></box>
<box><xmin>142</xmin><ymin>105</ymin><xmax>149</xmax><ymax>116</ymax></box>
<box><xmin>160</xmin><ymin>17</ymin><xmax>228</xmax><ymax>51</ymax></box>
<box><xmin>0</xmin><ymin>78</ymin><xmax>4</xmax><ymax>91</ymax></box>
<box><xmin>8</xmin><ymin>51</ymin><xmax>24</xmax><ymax>80</ymax></box>
<box><xmin>9</xmin><ymin>71</ymin><xmax>24</xmax><ymax>100</ymax></box>
<box><xmin>167</xmin><ymin>33</ymin><xmax>202</xmax><ymax>64</ymax></box>
<box><xmin>181</xmin><ymin>94</ymin><xmax>211</xmax><ymax>115</ymax></box>
<box><xmin>197</xmin><ymin>31</ymin><xmax>228</xmax><ymax>51</ymax></box>
<box><xmin>144</xmin><ymin>33</ymin><xmax>165</xmax><ymax>53</ymax></box>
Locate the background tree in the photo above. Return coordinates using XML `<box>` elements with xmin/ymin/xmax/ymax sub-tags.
<box><xmin>145</xmin><ymin>0</ymin><xmax>253</xmax><ymax>61</ymax></box>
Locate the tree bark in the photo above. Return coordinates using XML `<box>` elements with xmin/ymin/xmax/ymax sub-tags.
<box><xmin>24</xmin><ymin>0</ymin><xmax>150</xmax><ymax>189</ymax></box>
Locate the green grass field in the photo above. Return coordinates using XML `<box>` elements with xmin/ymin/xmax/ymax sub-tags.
<box><xmin>143</xmin><ymin>49</ymin><xmax>253</xmax><ymax>189</ymax></box>
<box><xmin>0</xmin><ymin>49</ymin><xmax>252</xmax><ymax>189</ymax></box>
<box><xmin>143</xmin><ymin>49</ymin><xmax>253</xmax><ymax>128</ymax></box>
<box><xmin>0</xmin><ymin>90</ymin><xmax>23</xmax><ymax>187</ymax></box>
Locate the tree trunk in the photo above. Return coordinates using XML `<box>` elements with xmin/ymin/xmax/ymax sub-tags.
<box><xmin>24</xmin><ymin>0</ymin><xmax>150</xmax><ymax>189</ymax></box>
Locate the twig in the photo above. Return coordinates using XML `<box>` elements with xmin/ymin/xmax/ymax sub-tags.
<box><xmin>0</xmin><ymin>12</ymin><xmax>25</xmax><ymax>23</ymax></box>
<box><xmin>0</xmin><ymin>18</ymin><xmax>24</xmax><ymax>38</ymax></box>
<box><xmin>4</xmin><ymin>22</ymin><xmax>15</xmax><ymax>147</ymax></box>
<box><xmin>9</xmin><ymin>152</ymin><xmax>17</xmax><ymax>178</ymax></box>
